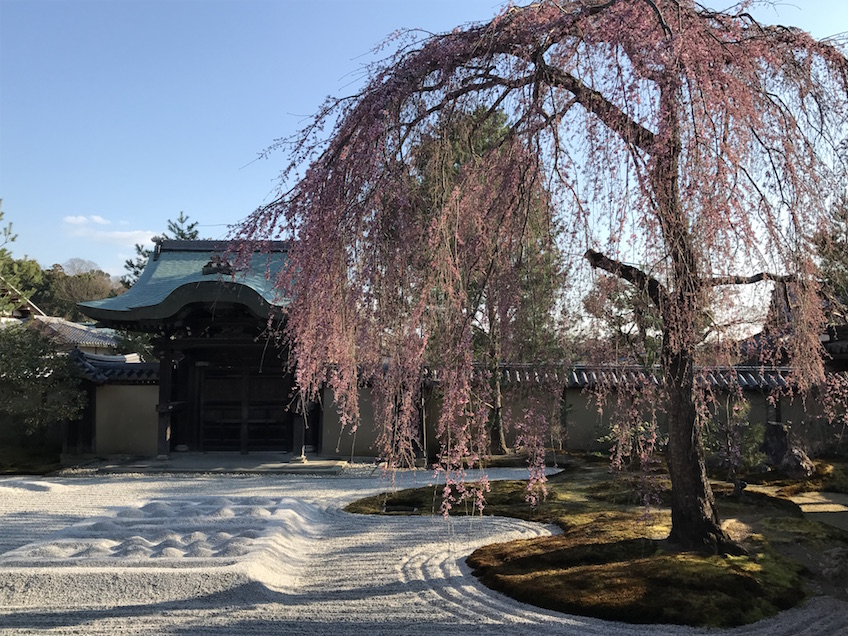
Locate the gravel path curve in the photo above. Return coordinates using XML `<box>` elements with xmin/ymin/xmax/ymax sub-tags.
<box><xmin>1</xmin><ymin>469</ymin><xmax>846</xmax><ymax>635</ymax></box>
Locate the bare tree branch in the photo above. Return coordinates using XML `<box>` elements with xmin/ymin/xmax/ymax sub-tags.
<box><xmin>708</xmin><ymin>272</ymin><xmax>796</xmax><ymax>286</ymax></box>
<box><xmin>537</xmin><ymin>61</ymin><xmax>657</xmax><ymax>150</ymax></box>
<box><xmin>584</xmin><ymin>249</ymin><xmax>668</xmax><ymax>309</ymax></box>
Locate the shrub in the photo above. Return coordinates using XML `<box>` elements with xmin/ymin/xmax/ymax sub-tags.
<box><xmin>0</xmin><ymin>323</ymin><xmax>85</xmax><ymax>442</ymax></box>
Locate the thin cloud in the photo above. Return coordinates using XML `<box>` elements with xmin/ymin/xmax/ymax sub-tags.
<box><xmin>62</xmin><ymin>215</ymin><xmax>153</xmax><ymax>248</ymax></box>
<box><xmin>89</xmin><ymin>229</ymin><xmax>156</xmax><ymax>247</ymax></box>
<box><xmin>63</xmin><ymin>214</ymin><xmax>113</xmax><ymax>226</ymax></box>
<box><xmin>63</xmin><ymin>225</ymin><xmax>155</xmax><ymax>248</ymax></box>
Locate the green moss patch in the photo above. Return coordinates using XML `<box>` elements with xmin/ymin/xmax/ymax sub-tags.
<box><xmin>741</xmin><ymin>460</ymin><xmax>848</xmax><ymax>496</ymax></box>
<box><xmin>467</xmin><ymin>529</ymin><xmax>804</xmax><ymax>627</ymax></box>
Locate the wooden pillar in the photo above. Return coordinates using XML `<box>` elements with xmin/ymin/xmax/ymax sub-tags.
<box><xmin>240</xmin><ymin>369</ymin><xmax>249</xmax><ymax>454</ymax></box>
<box><xmin>87</xmin><ymin>386</ymin><xmax>97</xmax><ymax>454</ymax></box>
<box><xmin>156</xmin><ymin>349</ymin><xmax>174</xmax><ymax>458</ymax></box>
<box><xmin>292</xmin><ymin>413</ymin><xmax>306</xmax><ymax>461</ymax></box>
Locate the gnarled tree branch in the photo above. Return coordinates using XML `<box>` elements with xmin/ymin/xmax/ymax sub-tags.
<box><xmin>584</xmin><ymin>248</ymin><xmax>668</xmax><ymax>309</ymax></box>
<box><xmin>537</xmin><ymin>61</ymin><xmax>657</xmax><ymax>150</ymax></box>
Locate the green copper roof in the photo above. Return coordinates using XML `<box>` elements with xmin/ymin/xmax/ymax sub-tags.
<box><xmin>79</xmin><ymin>240</ymin><xmax>290</xmax><ymax>325</ymax></box>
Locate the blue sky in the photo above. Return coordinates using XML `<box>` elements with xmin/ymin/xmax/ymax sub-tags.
<box><xmin>1</xmin><ymin>0</ymin><xmax>846</xmax><ymax>277</ymax></box>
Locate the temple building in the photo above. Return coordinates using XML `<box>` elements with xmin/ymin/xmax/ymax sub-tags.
<box><xmin>77</xmin><ymin>239</ymin><xmax>318</xmax><ymax>458</ymax></box>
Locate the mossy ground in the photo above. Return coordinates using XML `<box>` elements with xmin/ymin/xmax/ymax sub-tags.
<box><xmin>346</xmin><ymin>453</ymin><xmax>848</xmax><ymax>627</ymax></box>
<box><xmin>751</xmin><ymin>458</ymin><xmax>848</xmax><ymax>496</ymax></box>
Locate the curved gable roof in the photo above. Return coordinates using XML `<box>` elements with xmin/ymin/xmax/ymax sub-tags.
<box><xmin>79</xmin><ymin>240</ymin><xmax>290</xmax><ymax>326</ymax></box>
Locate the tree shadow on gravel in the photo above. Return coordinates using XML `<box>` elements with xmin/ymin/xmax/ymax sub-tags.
<box><xmin>0</xmin><ymin>583</ymin><xmax>290</xmax><ymax>631</ymax></box>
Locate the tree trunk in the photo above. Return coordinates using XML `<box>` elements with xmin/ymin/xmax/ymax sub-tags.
<box><xmin>489</xmin><ymin>364</ymin><xmax>508</xmax><ymax>455</ymax></box>
<box><xmin>488</xmin><ymin>303</ymin><xmax>509</xmax><ymax>455</ymax></box>
<box><xmin>663</xmin><ymin>347</ymin><xmax>730</xmax><ymax>551</ymax></box>
<box><xmin>654</xmin><ymin>81</ymin><xmax>734</xmax><ymax>553</ymax></box>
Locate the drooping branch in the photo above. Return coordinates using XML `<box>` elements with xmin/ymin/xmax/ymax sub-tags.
<box><xmin>639</xmin><ymin>0</ymin><xmax>674</xmax><ymax>39</ymax></box>
<box><xmin>584</xmin><ymin>249</ymin><xmax>667</xmax><ymax>309</ymax></box>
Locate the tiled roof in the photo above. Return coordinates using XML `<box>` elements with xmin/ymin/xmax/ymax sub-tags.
<box><xmin>79</xmin><ymin>240</ymin><xmax>290</xmax><ymax>326</ymax></box>
<box><xmin>70</xmin><ymin>349</ymin><xmax>159</xmax><ymax>385</ymax></box>
<box><xmin>569</xmin><ymin>365</ymin><xmax>790</xmax><ymax>389</ymax></box>
<box><xmin>821</xmin><ymin>325</ymin><xmax>848</xmax><ymax>359</ymax></box>
<box><xmin>66</xmin><ymin>351</ymin><xmax>806</xmax><ymax>392</ymax></box>
<box><xmin>32</xmin><ymin>316</ymin><xmax>117</xmax><ymax>349</ymax></box>
<box><xmin>426</xmin><ymin>364</ymin><xmax>793</xmax><ymax>390</ymax></box>
<box><xmin>826</xmin><ymin>340</ymin><xmax>848</xmax><ymax>356</ymax></box>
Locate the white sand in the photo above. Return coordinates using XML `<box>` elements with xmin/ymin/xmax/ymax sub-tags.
<box><xmin>1</xmin><ymin>468</ymin><xmax>846</xmax><ymax>635</ymax></box>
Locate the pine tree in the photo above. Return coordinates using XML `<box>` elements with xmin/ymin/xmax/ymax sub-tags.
<box><xmin>121</xmin><ymin>212</ymin><xmax>201</xmax><ymax>287</ymax></box>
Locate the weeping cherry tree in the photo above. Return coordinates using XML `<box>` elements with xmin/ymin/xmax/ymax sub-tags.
<box><xmin>236</xmin><ymin>0</ymin><xmax>848</xmax><ymax>551</ymax></box>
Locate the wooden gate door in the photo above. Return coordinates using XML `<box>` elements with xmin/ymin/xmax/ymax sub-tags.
<box><xmin>199</xmin><ymin>367</ymin><xmax>291</xmax><ymax>452</ymax></box>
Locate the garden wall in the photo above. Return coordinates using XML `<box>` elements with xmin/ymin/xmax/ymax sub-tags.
<box><xmin>95</xmin><ymin>385</ymin><xmax>158</xmax><ymax>456</ymax></box>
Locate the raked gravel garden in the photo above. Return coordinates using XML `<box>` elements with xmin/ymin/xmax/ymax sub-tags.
<box><xmin>1</xmin><ymin>467</ymin><xmax>847</xmax><ymax>635</ymax></box>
